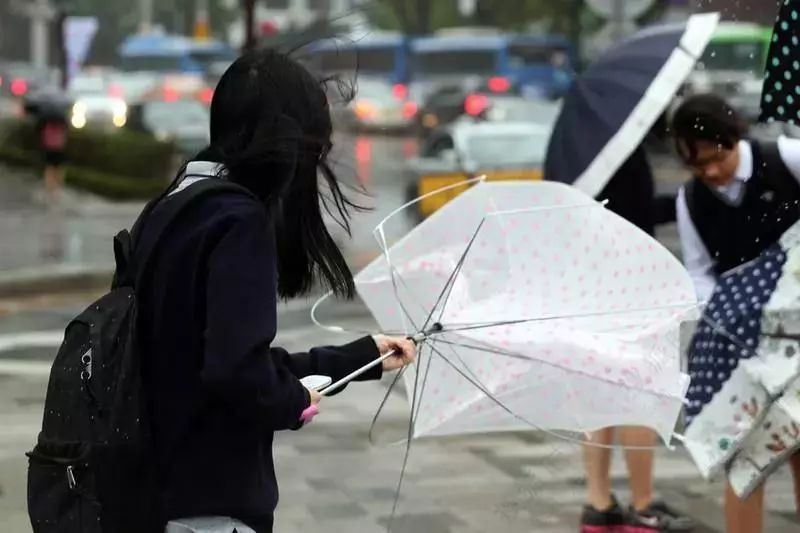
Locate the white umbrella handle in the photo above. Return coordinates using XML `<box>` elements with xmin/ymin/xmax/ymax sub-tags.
<box><xmin>320</xmin><ymin>350</ymin><xmax>396</xmax><ymax>397</ymax></box>
<box><xmin>299</xmin><ymin>351</ymin><xmax>396</xmax><ymax>424</ymax></box>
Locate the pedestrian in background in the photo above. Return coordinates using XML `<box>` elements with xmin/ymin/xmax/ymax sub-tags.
<box><xmin>27</xmin><ymin>92</ymin><xmax>68</xmax><ymax>207</ymax></box>
<box><xmin>579</xmin><ymin>143</ymin><xmax>694</xmax><ymax>533</ymax></box>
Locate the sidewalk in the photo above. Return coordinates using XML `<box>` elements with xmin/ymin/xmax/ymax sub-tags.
<box><xmin>0</xmin><ymin>165</ymin><xmax>394</xmax><ymax>299</ymax></box>
<box><xmin>0</xmin><ymin>166</ymin><xmax>144</xmax><ymax>296</ymax></box>
<box><xmin>0</xmin><ymin>305</ymin><xmax>797</xmax><ymax>532</ymax></box>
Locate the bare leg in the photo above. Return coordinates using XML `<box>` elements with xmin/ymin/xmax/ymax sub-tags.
<box><xmin>584</xmin><ymin>428</ymin><xmax>615</xmax><ymax>510</ymax></box>
<box><xmin>43</xmin><ymin>165</ymin><xmax>64</xmax><ymax>206</ymax></box>
<box><xmin>619</xmin><ymin>426</ymin><xmax>656</xmax><ymax>511</ymax></box>
<box><xmin>790</xmin><ymin>453</ymin><xmax>800</xmax><ymax>518</ymax></box>
<box><xmin>725</xmin><ymin>481</ymin><xmax>764</xmax><ymax>533</ymax></box>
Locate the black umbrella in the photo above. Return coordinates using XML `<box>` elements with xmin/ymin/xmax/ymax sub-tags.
<box><xmin>23</xmin><ymin>87</ymin><xmax>73</xmax><ymax>121</ymax></box>
<box><xmin>545</xmin><ymin>13</ymin><xmax>719</xmax><ymax>198</ymax></box>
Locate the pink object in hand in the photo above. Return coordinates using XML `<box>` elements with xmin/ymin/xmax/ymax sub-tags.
<box><xmin>300</xmin><ymin>404</ymin><xmax>319</xmax><ymax>424</ymax></box>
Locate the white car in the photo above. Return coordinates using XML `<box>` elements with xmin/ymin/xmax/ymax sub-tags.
<box><xmin>68</xmin><ymin>74</ymin><xmax>128</xmax><ymax>130</ymax></box>
<box><xmin>407</xmin><ymin>121</ymin><xmax>553</xmax><ymax>218</ymax></box>
<box><xmin>339</xmin><ymin>77</ymin><xmax>417</xmax><ymax>131</ymax></box>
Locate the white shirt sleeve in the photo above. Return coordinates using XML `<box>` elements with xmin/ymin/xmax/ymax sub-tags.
<box><xmin>777</xmin><ymin>135</ymin><xmax>800</xmax><ymax>183</ymax></box>
<box><xmin>676</xmin><ymin>185</ymin><xmax>717</xmax><ymax>303</ymax></box>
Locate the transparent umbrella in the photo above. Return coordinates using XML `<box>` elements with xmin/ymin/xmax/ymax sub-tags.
<box><xmin>352</xmin><ymin>180</ymin><xmax>699</xmax><ymax>445</ymax></box>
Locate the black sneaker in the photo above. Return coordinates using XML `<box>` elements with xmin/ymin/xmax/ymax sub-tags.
<box><xmin>580</xmin><ymin>494</ymin><xmax>627</xmax><ymax>533</ymax></box>
<box><xmin>624</xmin><ymin>500</ymin><xmax>695</xmax><ymax>532</ymax></box>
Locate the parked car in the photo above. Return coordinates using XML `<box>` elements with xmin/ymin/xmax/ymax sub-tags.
<box><xmin>337</xmin><ymin>77</ymin><xmax>418</xmax><ymax>131</ymax></box>
<box><xmin>415</xmin><ymin>77</ymin><xmax>552</xmax><ymax>137</ymax></box>
<box><xmin>68</xmin><ymin>73</ymin><xmax>128</xmax><ymax>130</ymax></box>
<box><xmin>126</xmin><ymin>99</ymin><xmax>210</xmax><ymax>156</ymax></box>
<box><xmin>406</xmin><ymin>121</ymin><xmax>552</xmax><ymax>219</ymax></box>
<box><xmin>0</xmin><ymin>62</ymin><xmax>55</xmax><ymax>100</ymax></box>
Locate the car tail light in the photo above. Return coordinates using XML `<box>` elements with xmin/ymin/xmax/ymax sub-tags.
<box><xmin>10</xmin><ymin>79</ymin><xmax>28</xmax><ymax>97</ymax></box>
<box><xmin>109</xmin><ymin>83</ymin><xmax>124</xmax><ymax>98</ymax></box>
<box><xmin>402</xmin><ymin>101</ymin><xmax>418</xmax><ymax>119</ymax></box>
<box><xmin>487</xmin><ymin>76</ymin><xmax>511</xmax><ymax>93</ymax></box>
<box><xmin>163</xmin><ymin>86</ymin><xmax>180</xmax><ymax>102</ymax></box>
<box><xmin>199</xmin><ymin>87</ymin><xmax>214</xmax><ymax>105</ymax></box>
<box><xmin>392</xmin><ymin>83</ymin><xmax>408</xmax><ymax>101</ymax></box>
<box><xmin>353</xmin><ymin>100</ymin><xmax>376</xmax><ymax>120</ymax></box>
<box><xmin>464</xmin><ymin>93</ymin><xmax>489</xmax><ymax>116</ymax></box>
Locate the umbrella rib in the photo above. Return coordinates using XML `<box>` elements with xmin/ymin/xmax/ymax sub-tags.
<box><xmin>430</xmin><ymin>337</ymin><xmax>683</xmax><ymax>401</ymax></box>
<box><xmin>412</xmin><ymin>342</ymin><xmax>436</xmax><ymax>425</ymax></box>
<box><xmin>385</xmin><ymin>338</ymin><xmax>424</xmax><ymax>533</ymax></box>
<box><xmin>426</xmin><ymin>341</ymin><xmax>552</xmax><ymax>432</ymax></box>
<box><xmin>433</xmin><ymin>301</ymin><xmax>698</xmax><ymax>335</ymax></box>
<box><xmin>376</xmin><ymin>220</ymin><xmax>419</xmax><ymax>335</ymax></box>
<box><xmin>368</xmin><ymin>366</ymin><xmax>408</xmax><ymax>446</ymax></box>
<box><xmin>387</xmin><ymin>262</ymin><xmax>431</xmax><ymax>330</ymax></box>
<box><xmin>426</xmin><ymin>342</ymin><xmax>671</xmax><ymax>451</ymax></box>
<box><xmin>421</xmin><ymin>218</ymin><xmax>486</xmax><ymax>334</ymax></box>
<box><xmin>695</xmin><ymin>313</ymin><xmax>758</xmax><ymax>358</ymax></box>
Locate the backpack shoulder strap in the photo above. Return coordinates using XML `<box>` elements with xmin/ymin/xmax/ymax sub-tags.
<box><xmin>113</xmin><ymin>180</ymin><xmax>256</xmax><ymax>289</ymax></box>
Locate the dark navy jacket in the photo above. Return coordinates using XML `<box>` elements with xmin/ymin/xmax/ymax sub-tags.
<box><xmin>136</xmin><ymin>183</ymin><xmax>381</xmax><ymax>531</ymax></box>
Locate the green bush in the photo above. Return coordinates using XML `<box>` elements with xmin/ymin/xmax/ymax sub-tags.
<box><xmin>64</xmin><ymin>166</ymin><xmax>167</xmax><ymax>200</ymax></box>
<box><xmin>0</xmin><ymin>119</ymin><xmax>177</xmax><ymax>200</ymax></box>
<box><xmin>67</xmin><ymin>127</ymin><xmax>176</xmax><ymax>180</ymax></box>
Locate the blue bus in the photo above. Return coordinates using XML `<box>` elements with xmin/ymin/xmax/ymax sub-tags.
<box><xmin>409</xmin><ymin>35</ymin><xmax>575</xmax><ymax>98</ymax></box>
<box><xmin>119</xmin><ymin>34</ymin><xmax>236</xmax><ymax>74</ymax></box>
<box><xmin>305</xmin><ymin>33</ymin><xmax>410</xmax><ymax>85</ymax></box>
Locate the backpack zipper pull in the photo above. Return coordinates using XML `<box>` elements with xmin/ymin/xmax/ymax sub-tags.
<box><xmin>66</xmin><ymin>465</ymin><xmax>76</xmax><ymax>490</ymax></box>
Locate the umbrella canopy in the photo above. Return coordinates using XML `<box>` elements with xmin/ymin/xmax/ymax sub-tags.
<box><xmin>354</xmin><ymin>180</ymin><xmax>698</xmax><ymax>443</ymax></box>
<box><xmin>23</xmin><ymin>87</ymin><xmax>73</xmax><ymax>121</ymax></box>
<box><xmin>684</xmin><ymin>222</ymin><xmax>800</xmax><ymax>497</ymax></box>
<box><xmin>760</xmin><ymin>0</ymin><xmax>800</xmax><ymax>123</ymax></box>
<box><xmin>545</xmin><ymin>12</ymin><xmax>719</xmax><ymax>197</ymax></box>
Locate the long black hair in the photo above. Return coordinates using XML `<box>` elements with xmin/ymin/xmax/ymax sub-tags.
<box><xmin>189</xmin><ymin>49</ymin><xmax>359</xmax><ymax>300</ymax></box>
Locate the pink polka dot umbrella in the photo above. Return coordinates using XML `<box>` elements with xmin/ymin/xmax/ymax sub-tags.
<box><xmin>351</xmin><ymin>180</ymin><xmax>698</xmax><ymax>444</ymax></box>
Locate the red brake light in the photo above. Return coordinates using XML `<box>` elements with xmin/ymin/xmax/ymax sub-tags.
<box><xmin>464</xmin><ymin>93</ymin><xmax>489</xmax><ymax>116</ymax></box>
<box><xmin>402</xmin><ymin>101</ymin><xmax>418</xmax><ymax>119</ymax></box>
<box><xmin>392</xmin><ymin>83</ymin><xmax>408</xmax><ymax>101</ymax></box>
<box><xmin>10</xmin><ymin>79</ymin><xmax>28</xmax><ymax>97</ymax></box>
<box><xmin>163</xmin><ymin>86</ymin><xmax>180</xmax><ymax>102</ymax></box>
<box><xmin>487</xmin><ymin>76</ymin><xmax>511</xmax><ymax>93</ymax></box>
<box><xmin>109</xmin><ymin>83</ymin><xmax>124</xmax><ymax>98</ymax></box>
<box><xmin>199</xmin><ymin>87</ymin><xmax>214</xmax><ymax>105</ymax></box>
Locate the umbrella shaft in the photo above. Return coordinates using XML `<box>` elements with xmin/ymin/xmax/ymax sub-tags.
<box><xmin>319</xmin><ymin>351</ymin><xmax>395</xmax><ymax>397</ymax></box>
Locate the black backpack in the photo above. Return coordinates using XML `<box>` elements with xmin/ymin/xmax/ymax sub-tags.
<box><xmin>26</xmin><ymin>179</ymin><xmax>254</xmax><ymax>533</ymax></box>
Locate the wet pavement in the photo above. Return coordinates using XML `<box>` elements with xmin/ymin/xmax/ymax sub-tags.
<box><xmin>1</xmin><ymin>132</ymin><xmax>781</xmax><ymax>532</ymax></box>
<box><xmin>0</xmin><ymin>132</ymin><xmax>418</xmax><ymax>280</ymax></box>
<box><xmin>0</xmin><ymin>299</ymin><xmax>797</xmax><ymax>532</ymax></box>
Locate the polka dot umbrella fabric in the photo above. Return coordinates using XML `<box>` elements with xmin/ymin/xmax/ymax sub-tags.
<box><xmin>760</xmin><ymin>0</ymin><xmax>800</xmax><ymax>123</ymax></box>
<box><xmin>682</xmin><ymin>222</ymin><xmax>800</xmax><ymax>497</ymax></box>
<box><xmin>355</xmin><ymin>181</ymin><xmax>698</xmax><ymax>443</ymax></box>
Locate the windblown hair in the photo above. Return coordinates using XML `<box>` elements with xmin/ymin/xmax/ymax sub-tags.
<box><xmin>188</xmin><ymin>48</ymin><xmax>359</xmax><ymax>299</ymax></box>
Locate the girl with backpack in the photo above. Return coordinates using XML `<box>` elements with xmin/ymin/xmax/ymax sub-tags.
<box><xmin>134</xmin><ymin>49</ymin><xmax>417</xmax><ymax>532</ymax></box>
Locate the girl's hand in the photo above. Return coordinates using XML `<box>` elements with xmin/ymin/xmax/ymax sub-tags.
<box><xmin>373</xmin><ymin>335</ymin><xmax>417</xmax><ymax>371</ymax></box>
<box><xmin>308</xmin><ymin>388</ymin><xmax>322</xmax><ymax>407</ymax></box>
